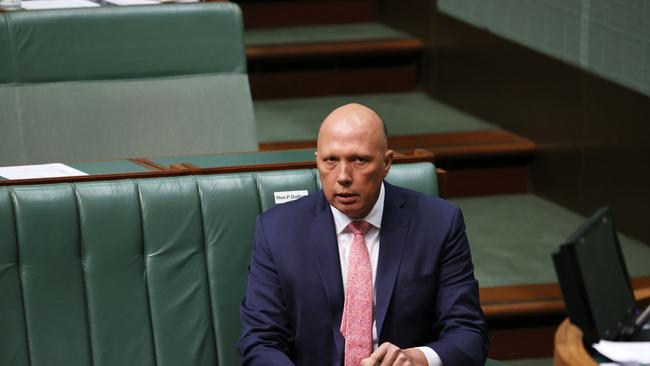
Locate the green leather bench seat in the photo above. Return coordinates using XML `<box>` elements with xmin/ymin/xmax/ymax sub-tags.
<box><xmin>0</xmin><ymin>162</ymin><xmax>438</xmax><ymax>366</ymax></box>
<box><xmin>0</xmin><ymin>3</ymin><xmax>257</xmax><ymax>167</ymax></box>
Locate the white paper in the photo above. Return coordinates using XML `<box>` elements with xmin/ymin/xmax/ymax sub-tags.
<box><xmin>0</xmin><ymin>163</ymin><xmax>88</xmax><ymax>180</ymax></box>
<box><xmin>103</xmin><ymin>0</ymin><xmax>157</xmax><ymax>5</ymax></box>
<box><xmin>21</xmin><ymin>0</ymin><xmax>99</xmax><ymax>9</ymax></box>
<box><xmin>0</xmin><ymin>0</ymin><xmax>21</xmax><ymax>9</ymax></box>
<box><xmin>593</xmin><ymin>340</ymin><xmax>650</xmax><ymax>364</ymax></box>
<box><xmin>274</xmin><ymin>190</ymin><xmax>308</xmax><ymax>204</ymax></box>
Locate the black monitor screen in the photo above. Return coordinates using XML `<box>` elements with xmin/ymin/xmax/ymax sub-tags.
<box><xmin>567</xmin><ymin>207</ymin><xmax>636</xmax><ymax>340</ymax></box>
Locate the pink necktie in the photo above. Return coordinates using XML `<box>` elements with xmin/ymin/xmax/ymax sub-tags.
<box><xmin>340</xmin><ymin>220</ymin><xmax>373</xmax><ymax>366</ymax></box>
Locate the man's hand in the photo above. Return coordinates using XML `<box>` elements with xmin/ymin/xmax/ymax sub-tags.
<box><xmin>361</xmin><ymin>342</ymin><xmax>428</xmax><ymax>366</ymax></box>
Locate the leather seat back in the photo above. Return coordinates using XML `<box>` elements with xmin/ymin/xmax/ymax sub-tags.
<box><xmin>0</xmin><ymin>3</ymin><xmax>257</xmax><ymax>166</ymax></box>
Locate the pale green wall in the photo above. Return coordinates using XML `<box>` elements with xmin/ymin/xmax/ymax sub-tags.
<box><xmin>438</xmin><ymin>0</ymin><xmax>650</xmax><ymax>97</ymax></box>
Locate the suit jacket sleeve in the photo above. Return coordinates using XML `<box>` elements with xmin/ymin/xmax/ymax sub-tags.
<box><xmin>238</xmin><ymin>216</ymin><xmax>296</xmax><ymax>366</ymax></box>
<box><xmin>426</xmin><ymin>207</ymin><xmax>488</xmax><ymax>365</ymax></box>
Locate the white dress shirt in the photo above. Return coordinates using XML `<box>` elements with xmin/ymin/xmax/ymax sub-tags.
<box><xmin>330</xmin><ymin>183</ymin><xmax>443</xmax><ymax>366</ymax></box>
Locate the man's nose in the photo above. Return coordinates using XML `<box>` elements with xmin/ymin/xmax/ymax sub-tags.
<box><xmin>336</xmin><ymin>162</ymin><xmax>352</xmax><ymax>186</ymax></box>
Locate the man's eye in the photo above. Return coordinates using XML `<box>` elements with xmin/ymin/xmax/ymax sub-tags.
<box><xmin>355</xmin><ymin>157</ymin><xmax>368</xmax><ymax>163</ymax></box>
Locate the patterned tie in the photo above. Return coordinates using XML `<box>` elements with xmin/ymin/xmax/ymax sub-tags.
<box><xmin>340</xmin><ymin>220</ymin><xmax>373</xmax><ymax>366</ymax></box>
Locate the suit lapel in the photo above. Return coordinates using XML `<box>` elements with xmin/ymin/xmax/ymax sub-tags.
<box><xmin>309</xmin><ymin>194</ymin><xmax>345</xmax><ymax>359</ymax></box>
<box><xmin>375</xmin><ymin>183</ymin><xmax>411</xmax><ymax>339</ymax></box>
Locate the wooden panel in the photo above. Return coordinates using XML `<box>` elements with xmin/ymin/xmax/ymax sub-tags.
<box><xmin>482</xmin><ymin>283</ymin><xmax>565</xmax><ymax>318</ymax></box>
<box><xmin>443</xmin><ymin>166</ymin><xmax>529</xmax><ymax>197</ymax></box>
<box><xmin>489</xmin><ymin>324</ymin><xmax>558</xmax><ymax>360</ymax></box>
<box><xmin>247</xmin><ymin>38</ymin><xmax>423</xmax><ymax>60</ymax></box>
<box><xmin>389</xmin><ymin>130</ymin><xmax>536</xmax><ymax>159</ymax></box>
<box><xmin>237</xmin><ymin>0</ymin><xmax>378</xmax><ymax>29</ymax></box>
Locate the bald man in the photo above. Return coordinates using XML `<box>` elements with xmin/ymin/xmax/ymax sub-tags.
<box><xmin>238</xmin><ymin>104</ymin><xmax>487</xmax><ymax>366</ymax></box>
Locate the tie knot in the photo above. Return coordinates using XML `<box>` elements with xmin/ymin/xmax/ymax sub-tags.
<box><xmin>347</xmin><ymin>220</ymin><xmax>371</xmax><ymax>236</ymax></box>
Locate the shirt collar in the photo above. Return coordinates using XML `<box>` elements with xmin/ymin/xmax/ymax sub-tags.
<box><xmin>330</xmin><ymin>182</ymin><xmax>384</xmax><ymax>235</ymax></box>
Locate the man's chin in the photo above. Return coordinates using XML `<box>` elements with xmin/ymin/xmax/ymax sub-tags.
<box><xmin>333</xmin><ymin>203</ymin><xmax>365</xmax><ymax>219</ymax></box>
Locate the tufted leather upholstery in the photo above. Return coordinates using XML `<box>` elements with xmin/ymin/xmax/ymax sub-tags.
<box><xmin>0</xmin><ymin>163</ymin><xmax>438</xmax><ymax>366</ymax></box>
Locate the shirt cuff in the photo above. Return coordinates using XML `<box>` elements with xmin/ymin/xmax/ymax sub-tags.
<box><xmin>415</xmin><ymin>346</ymin><xmax>443</xmax><ymax>366</ymax></box>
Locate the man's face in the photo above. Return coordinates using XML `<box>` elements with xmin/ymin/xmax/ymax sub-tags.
<box><xmin>316</xmin><ymin>110</ymin><xmax>392</xmax><ymax>219</ymax></box>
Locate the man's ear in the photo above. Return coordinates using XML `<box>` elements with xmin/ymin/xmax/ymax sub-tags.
<box><xmin>383</xmin><ymin>149</ymin><xmax>394</xmax><ymax>177</ymax></box>
<box><xmin>315</xmin><ymin>151</ymin><xmax>323</xmax><ymax>170</ymax></box>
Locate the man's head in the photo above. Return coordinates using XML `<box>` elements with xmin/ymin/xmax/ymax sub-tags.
<box><xmin>316</xmin><ymin>103</ymin><xmax>393</xmax><ymax>219</ymax></box>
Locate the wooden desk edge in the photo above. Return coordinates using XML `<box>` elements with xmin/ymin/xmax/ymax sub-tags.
<box><xmin>481</xmin><ymin>277</ymin><xmax>650</xmax><ymax>319</ymax></box>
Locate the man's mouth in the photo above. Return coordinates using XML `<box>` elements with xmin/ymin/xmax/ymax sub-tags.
<box><xmin>335</xmin><ymin>193</ymin><xmax>358</xmax><ymax>203</ymax></box>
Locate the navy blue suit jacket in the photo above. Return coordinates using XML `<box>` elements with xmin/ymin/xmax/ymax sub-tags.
<box><xmin>238</xmin><ymin>182</ymin><xmax>488</xmax><ymax>365</ymax></box>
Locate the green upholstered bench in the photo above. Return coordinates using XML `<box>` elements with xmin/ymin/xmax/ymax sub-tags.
<box><xmin>0</xmin><ymin>3</ymin><xmax>256</xmax><ymax>167</ymax></box>
<box><xmin>0</xmin><ymin>161</ymin><xmax>442</xmax><ymax>366</ymax></box>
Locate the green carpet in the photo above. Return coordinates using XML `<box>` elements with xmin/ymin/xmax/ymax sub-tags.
<box><xmin>246</xmin><ymin>22</ymin><xmax>412</xmax><ymax>46</ymax></box>
<box><xmin>451</xmin><ymin>194</ymin><xmax>650</xmax><ymax>287</ymax></box>
<box><xmin>254</xmin><ymin>92</ymin><xmax>497</xmax><ymax>143</ymax></box>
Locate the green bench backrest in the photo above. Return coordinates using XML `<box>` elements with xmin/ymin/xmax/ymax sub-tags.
<box><xmin>0</xmin><ymin>162</ymin><xmax>437</xmax><ymax>366</ymax></box>
<box><xmin>0</xmin><ymin>3</ymin><xmax>257</xmax><ymax>167</ymax></box>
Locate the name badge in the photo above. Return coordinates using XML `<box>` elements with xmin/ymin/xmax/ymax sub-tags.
<box><xmin>274</xmin><ymin>190</ymin><xmax>309</xmax><ymax>204</ymax></box>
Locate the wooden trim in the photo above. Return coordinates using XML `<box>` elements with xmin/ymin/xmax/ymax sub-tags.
<box><xmin>260</xmin><ymin>129</ymin><xmax>536</xmax><ymax>160</ymax></box>
<box><xmin>481</xmin><ymin>276</ymin><xmax>650</xmax><ymax>319</ymax></box>
<box><xmin>130</xmin><ymin>158</ymin><xmax>166</xmax><ymax>171</ymax></box>
<box><xmin>247</xmin><ymin>38</ymin><xmax>423</xmax><ymax>61</ymax></box>
<box><xmin>387</xmin><ymin>130</ymin><xmax>536</xmax><ymax>160</ymax></box>
<box><xmin>180</xmin><ymin>162</ymin><xmax>200</xmax><ymax>170</ymax></box>
<box><xmin>169</xmin><ymin>163</ymin><xmax>188</xmax><ymax>170</ymax></box>
<box><xmin>261</xmin><ymin>129</ymin><xmax>532</xmax><ymax>149</ymax></box>
<box><xmin>481</xmin><ymin>282</ymin><xmax>565</xmax><ymax>318</ymax></box>
<box><xmin>415</xmin><ymin>140</ymin><xmax>535</xmax><ymax>159</ymax></box>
